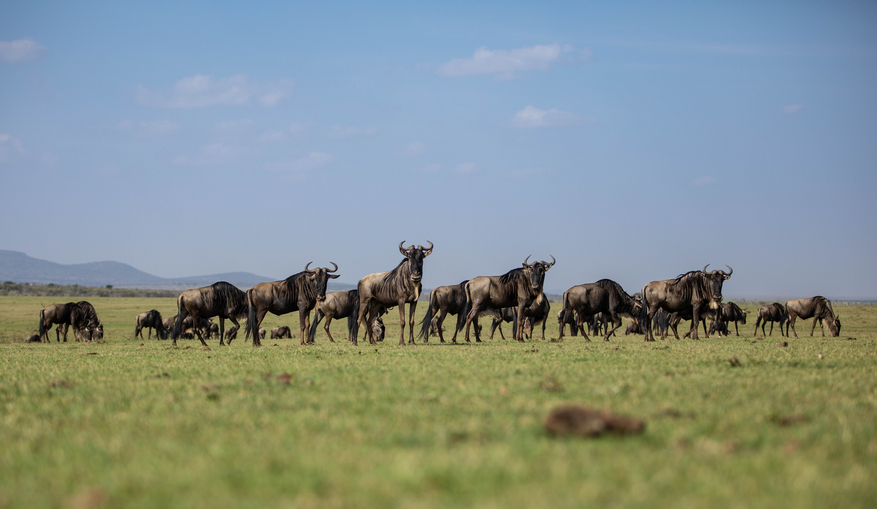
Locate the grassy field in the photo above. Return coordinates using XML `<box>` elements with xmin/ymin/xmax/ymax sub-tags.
<box><xmin>1</xmin><ymin>295</ymin><xmax>876</xmax><ymax>508</ymax></box>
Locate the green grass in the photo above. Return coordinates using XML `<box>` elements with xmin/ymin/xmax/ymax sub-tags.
<box><xmin>1</xmin><ymin>296</ymin><xmax>876</xmax><ymax>508</ymax></box>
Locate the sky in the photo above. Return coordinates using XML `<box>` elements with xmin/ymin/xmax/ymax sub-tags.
<box><xmin>1</xmin><ymin>1</ymin><xmax>876</xmax><ymax>299</ymax></box>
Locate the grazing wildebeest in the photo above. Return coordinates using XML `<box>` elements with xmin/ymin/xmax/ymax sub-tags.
<box><xmin>463</xmin><ymin>255</ymin><xmax>555</xmax><ymax>343</ymax></box>
<box><xmin>785</xmin><ymin>297</ymin><xmax>841</xmax><ymax>338</ymax></box>
<box><xmin>172</xmin><ymin>281</ymin><xmax>249</xmax><ymax>347</ymax></box>
<box><xmin>557</xmin><ymin>279</ymin><xmax>641</xmax><ymax>342</ymax></box>
<box><xmin>162</xmin><ymin>316</ymin><xmax>176</xmax><ymax>337</ymax></box>
<box><xmin>134</xmin><ymin>309</ymin><xmax>166</xmax><ymax>340</ymax></box>
<box><xmin>418</xmin><ymin>280</ymin><xmax>473</xmax><ymax>343</ymax></box>
<box><xmin>204</xmin><ymin>321</ymin><xmax>220</xmax><ymax>339</ymax></box>
<box><xmin>247</xmin><ymin>262</ymin><xmax>340</xmax><ymax>346</ymax></box>
<box><xmin>754</xmin><ymin>302</ymin><xmax>789</xmax><ymax>337</ymax></box>
<box><xmin>309</xmin><ymin>290</ymin><xmax>386</xmax><ymax>343</ymax></box>
<box><xmin>625</xmin><ymin>318</ymin><xmax>643</xmax><ymax>335</ymax></box>
<box><xmin>258</xmin><ymin>328</ymin><xmax>266</xmax><ymax>340</ymax></box>
<box><xmin>355</xmin><ymin>241</ymin><xmax>433</xmax><ymax>346</ymax></box>
<box><xmin>715</xmin><ymin>302</ymin><xmax>747</xmax><ymax>336</ymax></box>
<box><xmin>38</xmin><ymin>303</ymin><xmax>81</xmax><ymax>343</ymax></box>
<box><xmin>75</xmin><ymin>301</ymin><xmax>103</xmax><ymax>340</ymax></box>
<box><xmin>642</xmin><ymin>265</ymin><xmax>732</xmax><ymax>341</ymax></box>
<box><xmin>271</xmin><ymin>326</ymin><xmax>292</xmax><ymax>339</ymax></box>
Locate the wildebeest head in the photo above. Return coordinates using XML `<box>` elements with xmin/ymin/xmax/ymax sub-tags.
<box><xmin>829</xmin><ymin>314</ymin><xmax>841</xmax><ymax>336</ymax></box>
<box><xmin>399</xmin><ymin>240</ymin><xmax>433</xmax><ymax>284</ymax></box>
<box><xmin>304</xmin><ymin>261</ymin><xmax>340</xmax><ymax>301</ymax></box>
<box><xmin>522</xmin><ymin>255</ymin><xmax>555</xmax><ymax>291</ymax></box>
<box><xmin>702</xmin><ymin>264</ymin><xmax>732</xmax><ymax>306</ymax></box>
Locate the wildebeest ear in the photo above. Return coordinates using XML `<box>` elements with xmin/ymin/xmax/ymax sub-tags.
<box><xmin>328</xmin><ymin>273</ymin><xmax>340</xmax><ymax>279</ymax></box>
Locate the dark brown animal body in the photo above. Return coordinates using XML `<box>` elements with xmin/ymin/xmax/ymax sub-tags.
<box><xmin>785</xmin><ymin>297</ymin><xmax>841</xmax><ymax>338</ymax></box>
<box><xmin>224</xmin><ymin>325</ymin><xmax>239</xmax><ymax>342</ymax></box>
<box><xmin>483</xmin><ymin>295</ymin><xmax>549</xmax><ymax>341</ymax></box>
<box><xmin>557</xmin><ymin>308</ymin><xmax>579</xmax><ymax>337</ymax></box>
<box><xmin>754</xmin><ymin>303</ymin><xmax>788</xmax><ymax>336</ymax></box>
<box><xmin>247</xmin><ymin>263</ymin><xmax>340</xmax><ymax>346</ymax></box>
<box><xmin>712</xmin><ymin>302</ymin><xmax>748</xmax><ymax>336</ymax></box>
<box><xmin>418</xmin><ymin>280</ymin><xmax>472</xmax><ymax>343</ymax></box>
<box><xmin>38</xmin><ymin>303</ymin><xmax>79</xmax><ymax>343</ymax></box>
<box><xmin>135</xmin><ymin>310</ymin><xmax>166</xmax><ymax>340</ymax></box>
<box><xmin>75</xmin><ymin>301</ymin><xmax>103</xmax><ymax>340</ymax></box>
<box><xmin>309</xmin><ymin>290</ymin><xmax>385</xmax><ymax>343</ymax></box>
<box><xmin>463</xmin><ymin>255</ymin><xmax>555</xmax><ymax>343</ymax></box>
<box><xmin>172</xmin><ymin>281</ymin><xmax>249</xmax><ymax>346</ymax></box>
<box><xmin>355</xmin><ymin>242</ymin><xmax>433</xmax><ymax>346</ymax></box>
<box><xmin>557</xmin><ymin>279</ymin><xmax>641</xmax><ymax>341</ymax></box>
<box><xmin>271</xmin><ymin>326</ymin><xmax>292</xmax><ymax>339</ymax></box>
<box><xmin>642</xmin><ymin>265</ymin><xmax>732</xmax><ymax>341</ymax></box>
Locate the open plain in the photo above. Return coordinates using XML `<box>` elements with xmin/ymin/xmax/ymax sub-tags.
<box><xmin>1</xmin><ymin>296</ymin><xmax>876</xmax><ymax>508</ymax></box>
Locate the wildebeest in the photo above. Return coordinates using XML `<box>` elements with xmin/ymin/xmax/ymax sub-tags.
<box><xmin>642</xmin><ymin>265</ymin><xmax>732</xmax><ymax>341</ymax></box>
<box><xmin>258</xmin><ymin>328</ymin><xmax>266</xmax><ymax>340</ymax></box>
<box><xmin>38</xmin><ymin>303</ymin><xmax>81</xmax><ymax>343</ymax></box>
<box><xmin>715</xmin><ymin>302</ymin><xmax>747</xmax><ymax>336</ymax></box>
<box><xmin>204</xmin><ymin>321</ymin><xmax>220</xmax><ymax>339</ymax></box>
<box><xmin>624</xmin><ymin>318</ymin><xmax>643</xmax><ymax>335</ymax></box>
<box><xmin>224</xmin><ymin>325</ymin><xmax>239</xmax><ymax>342</ymax></box>
<box><xmin>247</xmin><ymin>262</ymin><xmax>340</xmax><ymax>346</ymax></box>
<box><xmin>134</xmin><ymin>309</ymin><xmax>166</xmax><ymax>340</ymax></box>
<box><xmin>785</xmin><ymin>296</ymin><xmax>841</xmax><ymax>338</ymax></box>
<box><xmin>557</xmin><ymin>279</ymin><xmax>641</xmax><ymax>342</ymax></box>
<box><xmin>271</xmin><ymin>326</ymin><xmax>292</xmax><ymax>339</ymax></box>
<box><xmin>172</xmin><ymin>281</ymin><xmax>249</xmax><ymax>347</ymax></box>
<box><xmin>708</xmin><ymin>319</ymin><xmax>730</xmax><ymax>337</ymax></box>
<box><xmin>463</xmin><ymin>255</ymin><xmax>555</xmax><ymax>343</ymax></box>
<box><xmin>309</xmin><ymin>290</ymin><xmax>386</xmax><ymax>343</ymax></box>
<box><xmin>651</xmin><ymin>309</ymin><xmax>670</xmax><ymax>337</ymax></box>
<box><xmin>355</xmin><ymin>241</ymin><xmax>433</xmax><ymax>346</ymax></box>
<box><xmin>75</xmin><ymin>301</ymin><xmax>103</xmax><ymax>340</ymax></box>
<box><xmin>557</xmin><ymin>308</ymin><xmax>579</xmax><ymax>337</ymax></box>
<box><xmin>418</xmin><ymin>280</ymin><xmax>472</xmax><ymax>343</ymax></box>
<box><xmin>26</xmin><ymin>334</ymin><xmax>42</xmax><ymax>343</ymax></box>
<box><xmin>754</xmin><ymin>302</ymin><xmax>789</xmax><ymax>337</ymax></box>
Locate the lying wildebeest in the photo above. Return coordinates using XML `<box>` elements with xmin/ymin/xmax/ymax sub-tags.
<box><xmin>271</xmin><ymin>326</ymin><xmax>291</xmax><ymax>339</ymax></box>
<box><xmin>166</xmin><ymin>315</ymin><xmax>211</xmax><ymax>340</ymax></box>
<box><xmin>26</xmin><ymin>334</ymin><xmax>42</xmax><ymax>343</ymax></box>
<box><xmin>754</xmin><ymin>302</ymin><xmax>789</xmax><ymax>337</ymax></box>
<box><xmin>355</xmin><ymin>241</ymin><xmax>432</xmax><ymax>346</ymax></box>
<box><xmin>38</xmin><ymin>303</ymin><xmax>81</xmax><ymax>343</ymax></box>
<box><xmin>625</xmin><ymin>319</ymin><xmax>643</xmax><ymax>335</ymax></box>
<box><xmin>134</xmin><ymin>309</ymin><xmax>166</xmax><ymax>340</ymax></box>
<box><xmin>785</xmin><ymin>296</ymin><xmax>841</xmax><ymax>338</ymax></box>
<box><xmin>247</xmin><ymin>262</ymin><xmax>340</xmax><ymax>346</ymax></box>
<box><xmin>309</xmin><ymin>290</ymin><xmax>386</xmax><ymax>343</ymax></box>
<box><xmin>173</xmin><ymin>281</ymin><xmax>249</xmax><ymax>347</ymax></box>
<box><xmin>642</xmin><ymin>265</ymin><xmax>732</xmax><ymax>341</ymax></box>
<box><xmin>558</xmin><ymin>279</ymin><xmax>641</xmax><ymax>342</ymax></box>
<box><xmin>418</xmin><ymin>280</ymin><xmax>473</xmax><ymax>343</ymax></box>
<box><xmin>463</xmin><ymin>255</ymin><xmax>555</xmax><ymax>343</ymax></box>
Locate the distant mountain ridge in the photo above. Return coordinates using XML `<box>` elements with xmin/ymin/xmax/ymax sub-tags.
<box><xmin>0</xmin><ymin>250</ymin><xmax>315</xmax><ymax>290</ymax></box>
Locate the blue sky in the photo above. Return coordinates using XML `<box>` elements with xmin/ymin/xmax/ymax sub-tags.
<box><xmin>1</xmin><ymin>1</ymin><xmax>875</xmax><ymax>299</ymax></box>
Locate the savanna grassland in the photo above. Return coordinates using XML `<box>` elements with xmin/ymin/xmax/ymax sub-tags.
<box><xmin>1</xmin><ymin>296</ymin><xmax>876</xmax><ymax>508</ymax></box>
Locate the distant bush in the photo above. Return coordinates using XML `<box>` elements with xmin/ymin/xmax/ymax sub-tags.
<box><xmin>0</xmin><ymin>281</ymin><xmax>177</xmax><ymax>298</ymax></box>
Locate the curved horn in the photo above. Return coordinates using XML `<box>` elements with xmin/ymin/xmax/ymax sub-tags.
<box><xmin>328</xmin><ymin>261</ymin><xmax>338</xmax><ymax>273</ymax></box>
<box><xmin>703</xmin><ymin>264</ymin><xmax>710</xmax><ymax>273</ymax></box>
<box><xmin>423</xmin><ymin>240</ymin><xmax>433</xmax><ymax>256</ymax></box>
<box><xmin>523</xmin><ymin>255</ymin><xmax>532</xmax><ymax>267</ymax></box>
<box><xmin>724</xmin><ymin>265</ymin><xmax>733</xmax><ymax>279</ymax></box>
<box><xmin>544</xmin><ymin>254</ymin><xmax>556</xmax><ymax>270</ymax></box>
<box><xmin>305</xmin><ymin>261</ymin><xmax>313</xmax><ymax>272</ymax></box>
<box><xmin>399</xmin><ymin>241</ymin><xmax>409</xmax><ymax>256</ymax></box>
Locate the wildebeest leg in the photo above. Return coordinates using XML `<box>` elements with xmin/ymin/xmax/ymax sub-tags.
<box><xmin>299</xmin><ymin>307</ymin><xmax>309</xmax><ymax>345</ymax></box>
<box><xmin>788</xmin><ymin>314</ymin><xmax>797</xmax><ymax>338</ymax></box>
<box><xmin>463</xmin><ymin>303</ymin><xmax>483</xmax><ymax>343</ymax></box>
<box><xmin>604</xmin><ymin>313</ymin><xmax>622</xmax><ymax>341</ymax></box>
<box><xmin>689</xmin><ymin>309</ymin><xmax>700</xmax><ymax>340</ymax></box>
<box><xmin>734</xmin><ymin>321</ymin><xmax>739</xmax><ymax>336</ymax></box>
<box><xmin>407</xmin><ymin>301</ymin><xmax>417</xmax><ymax>344</ymax></box>
<box><xmin>323</xmin><ymin>314</ymin><xmax>336</xmax><ymax>343</ymax></box>
<box><xmin>576</xmin><ymin>314</ymin><xmax>591</xmax><ymax>341</ymax></box>
<box><xmin>473</xmin><ymin>317</ymin><xmax>482</xmax><ymax>342</ymax></box>
<box><xmin>435</xmin><ymin>307</ymin><xmax>449</xmax><ymax>343</ymax></box>
<box><xmin>396</xmin><ymin>300</ymin><xmax>407</xmax><ymax>345</ymax></box>
<box><xmin>810</xmin><ymin>318</ymin><xmax>818</xmax><ymax>337</ymax></box>
<box><xmin>252</xmin><ymin>309</ymin><xmax>268</xmax><ymax>346</ymax></box>
<box><xmin>514</xmin><ymin>304</ymin><xmax>526</xmax><ymax>342</ymax></box>
<box><xmin>191</xmin><ymin>315</ymin><xmax>209</xmax><ymax>347</ymax></box>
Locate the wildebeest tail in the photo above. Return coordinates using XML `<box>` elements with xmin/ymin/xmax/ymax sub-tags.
<box><xmin>418</xmin><ymin>290</ymin><xmax>436</xmax><ymax>340</ymax></box>
<box><xmin>38</xmin><ymin>309</ymin><xmax>46</xmax><ymax>340</ymax></box>
<box><xmin>172</xmin><ymin>294</ymin><xmax>184</xmax><ymax>340</ymax></box>
<box><xmin>348</xmin><ymin>295</ymin><xmax>360</xmax><ymax>342</ymax></box>
<box><xmin>246</xmin><ymin>289</ymin><xmax>256</xmax><ymax>341</ymax></box>
<box><xmin>309</xmin><ymin>308</ymin><xmax>324</xmax><ymax>343</ymax></box>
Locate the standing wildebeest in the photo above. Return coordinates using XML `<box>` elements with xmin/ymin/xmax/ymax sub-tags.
<box><xmin>557</xmin><ymin>279</ymin><xmax>641</xmax><ymax>342</ymax></box>
<box><xmin>134</xmin><ymin>309</ymin><xmax>166</xmax><ymax>340</ymax></box>
<box><xmin>642</xmin><ymin>265</ymin><xmax>733</xmax><ymax>341</ymax></box>
<box><xmin>713</xmin><ymin>302</ymin><xmax>747</xmax><ymax>336</ymax></box>
<box><xmin>785</xmin><ymin>296</ymin><xmax>841</xmax><ymax>338</ymax></box>
<box><xmin>38</xmin><ymin>303</ymin><xmax>81</xmax><ymax>343</ymax></box>
<box><xmin>309</xmin><ymin>290</ymin><xmax>386</xmax><ymax>343</ymax></box>
<box><xmin>557</xmin><ymin>308</ymin><xmax>579</xmax><ymax>337</ymax></box>
<box><xmin>521</xmin><ymin>292</ymin><xmax>550</xmax><ymax>340</ymax></box>
<box><xmin>173</xmin><ymin>281</ymin><xmax>249</xmax><ymax>347</ymax></box>
<box><xmin>355</xmin><ymin>241</ymin><xmax>433</xmax><ymax>346</ymax></box>
<box><xmin>463</xmin><ymin>255</ymin><xmax>555</xmax><ymax>343</ymax></box>
<box><xmin>271</xmin><ymin>326</ymin><xmax>292</xmax><ymax>339</ymax></box>
<box><xmin>247</xmin><ymin>262</ymin><xmax>340</xmax><ymax>347</ymax></box>
<box><xmin>484</xmin><ymin>294</ymin><xmax>549</xmax><ymax>341</ymax></box>
<box><xmin>754</xmin><ymin>302</ymin><xmax>789</xmax><ymax>337</ymax></box>
<box><xmin>418</xmin><ymin>280</ymin><xmax>472</xmax><ymax>343</ymax></box>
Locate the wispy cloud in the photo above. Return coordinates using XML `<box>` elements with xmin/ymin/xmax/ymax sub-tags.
<box><xmin>398</xmin><ymin>141</ymin><xmax>427</xmax><ymax>156</ymax></box>
<box><xmin>137</xmin><ymin>74</ymin><xmax>293</xmax><ymax>108</ymax></box>
<box><xmin>0</xmin><ymin>133</ymin><xmax>26</xmax><ymax>164</ymax></box>
<box><xmin>692</xmin><ymin>176</ymin><xmax>717</xmax><ymax>187</ymax></box>
<box><xmin>783</xmin><ymin>104</ymin><xmax>803</xmax><ymax>115</ymax></box>
<box><xmin>511</xmin><ymin>105</ymin><xmax>577</xmax><ymax>128</ymax></box>
<box><xmin>327</xmin><ymin>125</ymin><xmax>377</xmax><ymax>138</ymax></box>
<box><xmin>172</xmin><ymin>143</ymin><xmax>248</xmax><ymax>166</ymax></box>
<box><xmin>267</xmin><ymin>152</ymin><xmax>333</xmax><ymax>174</ymax></box>
<box><xmin>0</xmin><ymin>38</ymin><xmax>45</xmax><ymax>62</ymax></box>
<box><xmin>437</xmin><ymin>44</ymin><xmax>589</xmax><ymax>79</ymax></box>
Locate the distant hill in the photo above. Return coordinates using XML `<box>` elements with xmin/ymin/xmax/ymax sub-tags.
<box><xmin>0</xmin><ymin>250</ymin><xmax>282</xmax><ymax>290</ymax></box>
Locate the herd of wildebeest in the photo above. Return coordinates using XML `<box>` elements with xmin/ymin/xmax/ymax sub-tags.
<box><xmin>29</xmin><ymin>241</ymin><xmax>844</xmax><ymax>347</ymax></box>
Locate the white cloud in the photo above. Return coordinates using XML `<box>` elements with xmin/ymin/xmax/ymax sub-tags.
<box><xmin>437</xmin><ymin>44</ymin><xmax>586</xmax><ymax>79</ymax></box>
<box><xmin>267</xmin><ymin>152</ymin><xmax>333</xmax><ymax>174</ymax></box>
<box><xmin>511</xmin><ymin>105</ymin><xmax>577</xmax><ymax>128</ymax></box>
<box><xmin>327</xmin><ymin>125</ymin><xmax>377</xmax><ymax>138</ymax></box>
<box><xmin>137</xmin><ymin>74</ymin><xmax>293</xmax><ymax>108</ymax></box>
<box><xmin>399</xmin><ymin>141</ymin><xmax>427</xmax><ymax>156</ymax></box>
<box><xmin>453</xmin><ymin>162</ymin><xmax>478</xmax><ymax>174</ymax></box>
<box><xmin>692</xmin><ymin>176</ymin><xmax>717</xmax><ymax>187</ymax></box>
<box><xmin>0</xmin><ymin>38</ymin><xmax>45</xmax><ymax>62</ymax></box>
<box><xmin>783</xmin><ymin>104</ymin><xmax>803</xmax><ymax>115</ymax></box>
<box><xmin>172</xmin><ymin>143</ymin><xmax>248</xmax><ymax>166</ymax></box>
